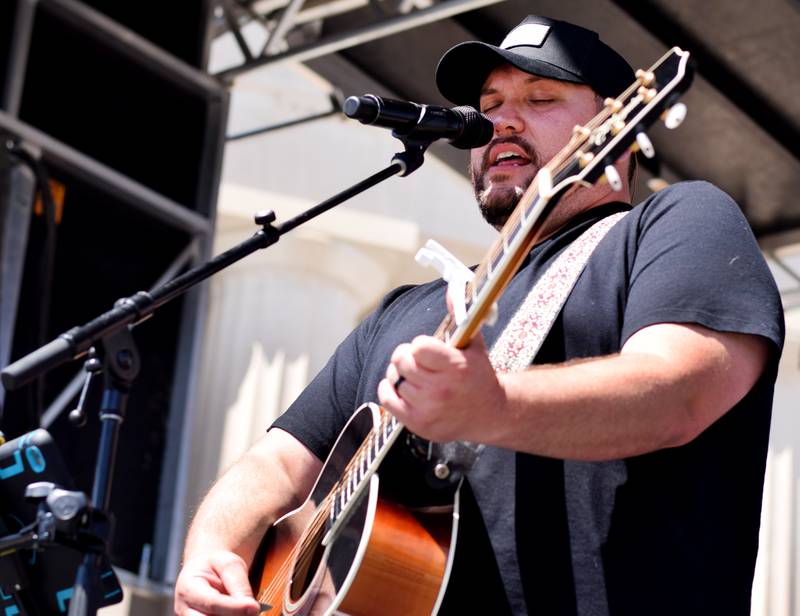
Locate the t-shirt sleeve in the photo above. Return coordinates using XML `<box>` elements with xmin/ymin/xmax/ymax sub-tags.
<box><xmin>269</xmin><ymin>285</ymin><xmax>415</xmax><ymax>462</ymax></box>
<box><xmin>621</xmin><ymin>181</ymin><xmax>784</xmax><ymax>352</ymax></box>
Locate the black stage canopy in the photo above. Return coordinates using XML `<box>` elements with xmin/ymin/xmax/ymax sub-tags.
<box><xmin>216</xmin><ymin>0</ymin><xmax>800</xmax><ymax>293</ymax></box>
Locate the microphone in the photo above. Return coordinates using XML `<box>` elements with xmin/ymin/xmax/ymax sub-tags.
<box><xmin>343</xmin><ymin>94</ymin><xmax>494</xmax><ymax>149</ymax></box>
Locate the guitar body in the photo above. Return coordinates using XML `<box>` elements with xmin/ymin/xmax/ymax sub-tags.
<box><xmin>250</xmin><ymin>403</ymin><xmax>459</xmax><ymax>615</ymax></box>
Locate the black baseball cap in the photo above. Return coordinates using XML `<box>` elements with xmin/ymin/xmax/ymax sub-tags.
<box><xmin>436</xmin><ymin>16</ymin><xmax>634</xmax><ymax>107</ymax></box>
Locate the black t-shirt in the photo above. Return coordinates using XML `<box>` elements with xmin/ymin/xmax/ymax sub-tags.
<box><xmin>273</xmin><ymin>181</ymin><xmax>784</xmax><ymax>615</ymax></box>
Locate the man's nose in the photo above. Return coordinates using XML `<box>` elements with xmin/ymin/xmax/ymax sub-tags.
<box><xmin>492</xmin><ymin>104</ymin><xmax>525</xmax><ymax>135</ymax></box>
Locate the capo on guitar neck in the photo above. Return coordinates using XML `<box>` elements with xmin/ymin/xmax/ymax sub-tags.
<box><xmin>415</xmin><ymin>239</ymin><xmax>498</xmax><ymax>327</ymax></box>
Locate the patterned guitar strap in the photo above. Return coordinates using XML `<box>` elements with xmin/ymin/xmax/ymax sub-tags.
<box><xmin>434</xmin><ymin>210</ymin><xmax>628</xmax><ymax>480</ymax></box>
<box><xmin>488</xmin><ymin>210</ymin><xmax>628</xmax><ymax>372</ymax></box>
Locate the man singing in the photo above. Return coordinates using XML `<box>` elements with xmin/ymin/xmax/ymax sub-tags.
<box><xmin>175</xmin><ymin>15</ymin><xmax>783</xmax><ymax>615</ymax></box>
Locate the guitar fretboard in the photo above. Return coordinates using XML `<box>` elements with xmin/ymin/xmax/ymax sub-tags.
<box><xmin>329</xmin><ymin>412</ymin><xmax>401</xmax><ymax>527</ymax></box>
<box><xmin>322</xmin><ymin>47</ymin><xmax>692</xmax><ymax>541</ymax></box>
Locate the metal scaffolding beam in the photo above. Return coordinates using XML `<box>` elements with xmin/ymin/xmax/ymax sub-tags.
<box><xmin>214</xmin><ymin>0</ymin><xmax>507</xmax><ymax>80</ymax></box>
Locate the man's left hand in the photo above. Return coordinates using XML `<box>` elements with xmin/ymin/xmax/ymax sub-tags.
<box><xmin>377</xmin><ymin>334</ymin><xmax>506</xmax><ymax>442</ymax></box>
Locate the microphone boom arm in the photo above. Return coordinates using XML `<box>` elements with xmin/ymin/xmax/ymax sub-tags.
<box><xmin>1</xmin><ymin>146</ymin><xmax>435</xmax><ymax>391</ymax></box>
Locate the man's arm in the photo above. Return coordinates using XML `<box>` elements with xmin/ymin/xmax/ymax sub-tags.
<box><xmin>378</xmin><ymin>322</ymin><xmax>771</xmax><ymax>460</ymax></box>
<box><xmin>174</xmin><ymin>428</ymin><xmax>322</xmax><ymax>616</ymax></box>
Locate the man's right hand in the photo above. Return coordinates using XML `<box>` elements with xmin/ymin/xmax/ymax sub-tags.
<box><xmin>175</xmin><ymin>430</ymin><xmax>322</xmax><ymax>615</ymax></box>
<box><xmin>174</xmin><ymin>550</ymin><xmax>261</xmax><ymax>616</ymax></box>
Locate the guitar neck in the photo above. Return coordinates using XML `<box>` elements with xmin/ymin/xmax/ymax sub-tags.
<box><xmin>436</xmin><ymin>47</ymin><xmax>692</xmax><ymax>349</ymax></box>
<box><xmin>324</xmin><ymin>46</ymin><xmax>693</xmax><ymax>542</ymax></box>
<box><xmin>435</xmin><ymin>151</ymin><xmax>582</xmax><ymax>348</ymax></box>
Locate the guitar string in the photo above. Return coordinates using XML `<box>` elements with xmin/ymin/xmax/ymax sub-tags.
<box><xmin>259</xmin><ymin>490</ymin><xmax>337</xmax><ymax>603</ymax></box>
<box><xmin>266</xmin><ymin>87</ymin><xmax>648</xmax><ymax>601</ymax></box>
<box><xmin>256</xmin><ymin>116</ymin><xmax>597</xmax><ymax>600</ymax></box>
<box><xmin>257</xmin><ymin>74</ymin><xmax>651</xmax><ymax>605</ymax></box>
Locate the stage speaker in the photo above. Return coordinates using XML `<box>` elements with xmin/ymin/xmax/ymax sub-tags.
<box><xmin>0</xmin><ymin>0</ymin><xmax>227</xmax><ymax>580</ymax></box>
<box><xmin>73</xmin><ymin>0</ymin><xmax>214</xmax><ymax>70</ymax></box>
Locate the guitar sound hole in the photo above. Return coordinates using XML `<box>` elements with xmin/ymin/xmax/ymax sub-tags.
<box><xmin>289</xmin><ymin>524</ymin><xmax>326</xmax><ymax>602</ymax></box>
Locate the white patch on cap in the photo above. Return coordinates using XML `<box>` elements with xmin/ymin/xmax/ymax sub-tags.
<box><xmin>500</xmin><ymin>23</ymin><xmax>551</xmax><ymax>49</ymax></box>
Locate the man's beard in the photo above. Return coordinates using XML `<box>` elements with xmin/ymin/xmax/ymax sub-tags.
<box><xmin>471</xmin><ymin>135</ymin><xmax>540</xmax><ymax>228</ymax></box>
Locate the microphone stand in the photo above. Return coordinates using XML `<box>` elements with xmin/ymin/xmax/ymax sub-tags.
<box><xmin>0</xmin><ymin>133</ymin><xmax>434</xmax><ymax>616</ymax></box>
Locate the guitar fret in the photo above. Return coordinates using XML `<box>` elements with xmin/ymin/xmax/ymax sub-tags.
<box><xmin>506</xmin><ymin>219</ymin><xmax>521</xmax><ymax>247</ymax></box>
<box><xmin>524</xmin><ymin>199</ymin><xmax>538</xmax><ymax>223</ymax></box>
<box><xmin>491</xmin><ymin>249</ymin><xmax>504</xmax><ymax>276</ymax></box>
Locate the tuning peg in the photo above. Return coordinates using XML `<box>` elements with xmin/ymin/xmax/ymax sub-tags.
<box><xmin>604</xmin><ymin>97</ymin><xmax>623</xmax><ymax>112</ymax></box>
<box><xmin>663</xmin><ymin>103</ymin><xmax>687</xmax><ymax>129</ymax></box>
<box><xmin>572</xmin><ymin>124</ymin><xmax>591</xmax><ymax>138</ymax></box>
<box><xmin>604</xmin><ymin>165</ymin><xmax>623</xmax><ymax>191</ymax></box>
<box><xmin>637</xmin><ymin>86</ymin><xmax>657</xmax><ymax>103</ymax></box>
<box><xmin>575</xmin><ymin>151</ymin><xmax>595</xmax><ymax>167</ymax></box>
<box><xmin>635</xmin><ymin>132</ymin><xmax>655</xmax><ymax>158</ymax></box>
<box><xmin>635</xmin><ymin>69</ymin><xmax>655</xmax><ymax>86</ymax></box>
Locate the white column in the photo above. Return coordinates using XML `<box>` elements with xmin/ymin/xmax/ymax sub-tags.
<box><xmin>752</xmin><ymin>334</ymin><xmax>800</xmax><ymax>616</ymax></box>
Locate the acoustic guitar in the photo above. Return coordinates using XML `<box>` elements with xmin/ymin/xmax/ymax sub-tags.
<box><xmin>249</xmin><ymin>47</ymin><xmax>694</xmax><ymax>615</ymax></box>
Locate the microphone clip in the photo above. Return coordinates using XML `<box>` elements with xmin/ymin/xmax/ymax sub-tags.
<box><xmin>390</xmin><ymin>137</ymin><xmax>430</xmax><ymax>177</ymax></box>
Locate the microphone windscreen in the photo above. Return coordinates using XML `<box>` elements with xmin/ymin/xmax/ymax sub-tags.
<box><xmin>449</xmin><ymin>106</ymin><xmax>494</xmax><ymax>149</ymax></box>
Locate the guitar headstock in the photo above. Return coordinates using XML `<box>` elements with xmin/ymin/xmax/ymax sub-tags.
<box><xmin>439</xmin><ymin>47</ymin><xmax>694</xmax><ymax>349</ymax></box>
<box><xmin>542</xmin><ymin>47</ymin><xmax>694</xmax><ymax>196</ymax></box>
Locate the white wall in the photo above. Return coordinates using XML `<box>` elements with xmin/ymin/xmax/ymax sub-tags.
<box><xmin>752</xmin><ymin>312</ymin><xmax>800</xmax><ymax>616</ymax></box>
